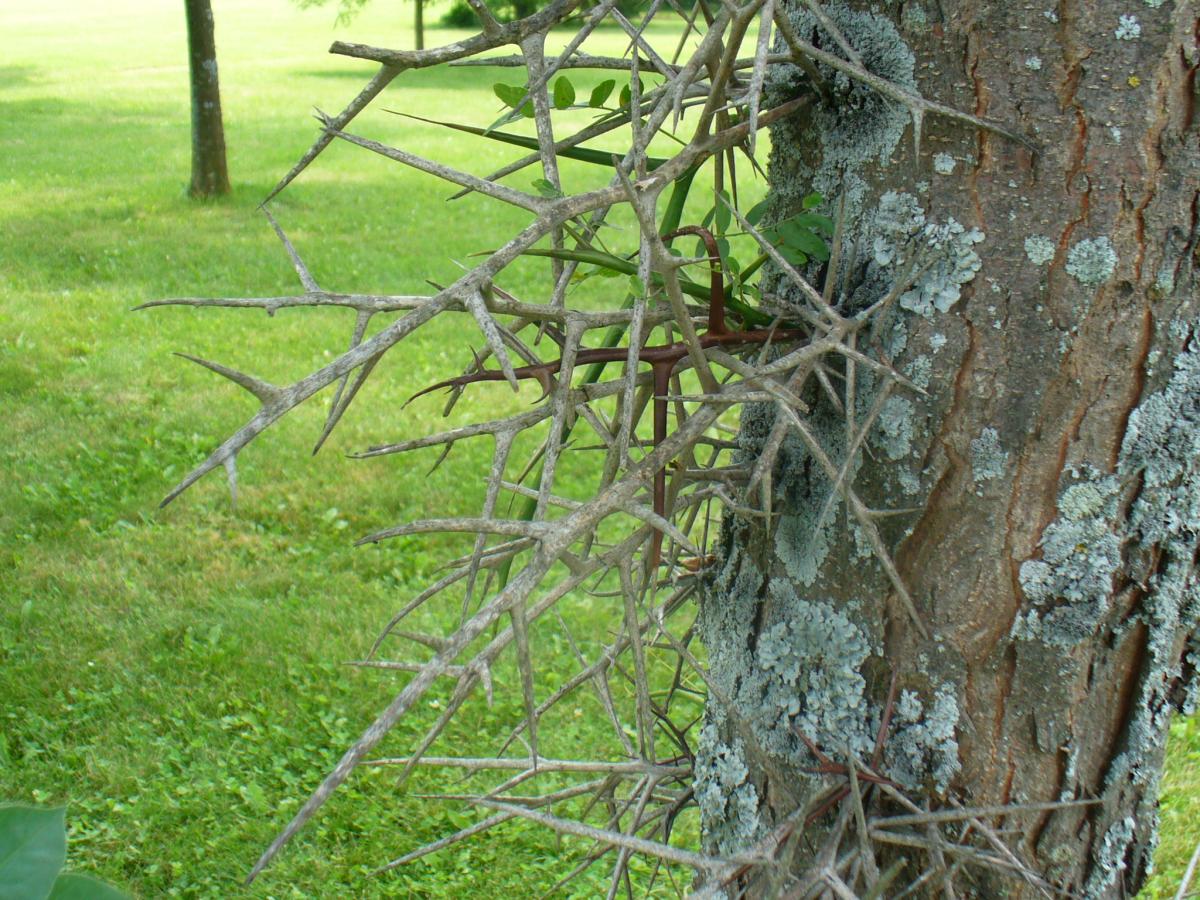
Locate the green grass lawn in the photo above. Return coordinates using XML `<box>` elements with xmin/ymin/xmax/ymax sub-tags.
<box><xmin>1</xmin><ymin>0</ymin><xmax>1196</xmax><ymax>897</ymax></box>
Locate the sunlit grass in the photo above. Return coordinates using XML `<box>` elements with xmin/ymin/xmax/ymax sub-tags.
<box><xmin>1</xmin><ymin>0</ymin><xmax>1195</xmax><ymax>896</ymax></box>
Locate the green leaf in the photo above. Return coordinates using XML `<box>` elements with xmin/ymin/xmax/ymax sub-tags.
<box><xmin>802</xmin><ymin>191</ymin><xmax>823</xmax><ymax>209</ymax></box>
<box><xmin>48</xmin><ymin>873</ymin><xmax>128</xmax><ymax>900</ymax></box>
<box><xmin>627</xmin><ymin>274</ymin><xmax>647</xmax><ymax>296</ymax></box>
<box><xmin>777</xmin><ymin>245</ymin><xmax>809</xmax><ymax>266</ymax></box>
<box><xmin>521</xmin><ymin>248</ymin><xmax>709</xmax><ymax>300</ymax></box>
<box><xmin>552</xmin><ymin>77</ymin><xmax>575</xmax><ymax>110</ymax></box>
<box><xmin>617</xmin><ymin>78</ymin><xmax>642</xmax><ymax>109</ymax></box>
<box><xmin>531</xmin><ymin>179</ymin><xmax>563</xmax><ymax>199</ymax></box>
<box><xmin>389</xmin><ymin>112</ymin><xmax>669</xmax><ymax>172</ymax></box>
<box><xmin>492</xmin><ymin>83</ymin><xmax>526</xmax><ymax>110</ymax></box>
<box><xmin>589</xmin><ymin>79</ymin><xmax>615</xmax><ymax>108</ymax></box>
<box><xmin>745</xmin><ymin>199</ymin><xmax>769</xmax><ymax>226</ymax></box>
<box><xmin>777</xmin><ymin>221</ymin><xmax>830</xmax><ymax>261</ymax></box>
<box><xmin>784</xmin><ymin>211</ymin><xmax>835</xmax><ymax>236</ymax></box>
<box><xmin>492</xmin><ymin>83</ymin><xmax>533</xmax><ymax>118</ymax></box>
<box><xmin>0</xmin><ymin>805</ymin><xmax>67</xmax><ymax>900</ymax></box>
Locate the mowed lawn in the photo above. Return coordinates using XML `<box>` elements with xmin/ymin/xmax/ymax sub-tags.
<box><xmin>1</xmin><ymin>0</ymin><xmax>1196</xmax><ymax>897</ymax></box>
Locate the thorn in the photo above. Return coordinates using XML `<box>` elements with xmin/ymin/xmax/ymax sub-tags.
<box><xmin>175</xmin><ymin>353</ymin><xmax>280</xmax><ymax>405</ymax></box>
<box><xmin>429</xmin><ymin>441</ymin><xmax>455</xmax><ymax>474</ymax></box>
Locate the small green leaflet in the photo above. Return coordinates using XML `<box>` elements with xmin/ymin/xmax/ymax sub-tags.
<box><xmin>617</xmin><ymin>77</ymin><xmax>642</xmax><ymax>109</ymax></box>
<box><xmin>492</xmin><ymin>83</ymin><xmax>534</xmax><ymax>118</ymax></box>
<box><xmin>589</xmin><ymin>79</ymin><xmax>616</xmax><ymax>108</ymax></box>
<box><xmin>531</xmin><ymin>179</ymin><xmax>564</xmax><ymax>199</ymax></box>
<box><xmin>552</xmin><ymin>77</ymin><xmax>575</xmax><ymax>110</ymax></box>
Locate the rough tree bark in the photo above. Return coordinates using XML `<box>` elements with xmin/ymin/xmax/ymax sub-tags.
<box><xmin>184</xmin><ymin>0</ymin><xmax>231</xmax><ymax>197</ymax></box>
<box><xmin>697</xmin><ymin>1</ymin><xmax>1198</xmax><ymax>896</ymax></box>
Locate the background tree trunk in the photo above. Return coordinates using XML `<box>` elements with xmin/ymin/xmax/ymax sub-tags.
<box><xmin>697</xmin><ymin>1</ymin><xmax>1198</xmax><ymax>895</ymax></box>
<box><xmin>415</xmin><ymin>0</ymin><xmax>425</xmax><ymax>51</ymax></box>
<box><xmin>184</xmin><ymin>0</ymin><xmax>230</xmax><ymax>197</ymax></box>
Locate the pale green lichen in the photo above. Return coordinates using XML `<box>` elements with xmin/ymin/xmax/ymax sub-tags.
<box><xmin>933</xmin><ymin>153</ymin><xmax>956</xmax><ymax>175</ymax></box>
<box><xmin>1086</xmin><ymin>817</ymin><xmax>1136</xmax><ymax>897</ymax></box>
<box><xmin>1121</xmin><ymin>329</ymin><xmax>1200</xmax><ymax>549</ymax></box>
<box><xmin>1025</xmin><ymin>55</ymin><xmax>1043</xmax><ymax>71</ymax></box>
<box><xmin>699</xmin><ymin>564</ymin><xmax>878</xmax><ymax>764</ymax></box>
<box><xmin>755</xmin><ymin>583</ymin><xmax>876</xmax><ymax>757</ymax></box>
<box><xmin>900</xmin><ymin>3</ymin><xmax>928</xmax><ymax>29</ymax></box>
<box><xmin>775</xmin><ymin>506</ymin><xmax>834</xmax><ymax>586</ymax></box>
<box><xmin>870</xmin><ymin>191</ymin><xmax>985</xmax><ymax>318</ymax></box>
<box><xmin>1024</xmin><ymin>234</ymin><xmax>1056</xmax><ymax>265</ymax></box>
<box><xmin>1156</xmin><ymin>260</ymin><xmax>1178</xmax><ymax>294</ymax></box>
<box><xmin>738</xmin><ymin>397</ymin><xmax>862</xmax><ymax>587</ymax></box>
<box><xmin>889</xmin><ymin>688</ymin><xmax>962</xmax><ymax>791</ymax></box>
<box><xmin>1115</xmin><ymin>14</ymin><xmax>1142</xmax><ymax>39</ymax></box>
<box><xmin>970</xmin><ymin>427</ymin><xmax>1007</xmax><ymax>483</ymax></box>
<box><xmin>694</xmin><ymin>723</ymin><xmax>764</xmax><ymax>856</ymax></box>
<box><xmin>1066</xmin><ymin>237</ymin><xmax>1118</xmax><ymax>285</ymax></box>
<box><xmin>1013</xmin><ymin>471</ymin><xmax>1123</xmax><ymax>647</ymax></box>
<box><xmin>905</xmin><ymin>354</ymin><xmax>932</xmax><ymax>391</ymax></box>
<box><xmin>1106</xmin><ymin>326</ymin><xmax>1200</xmax><ymax>788</ymax></box>
<box><xmin>876</xmin><ymin>397</ymin><xmax>916</xmax><ymax>460</ymax></box>
<box><xmin>897</xmin><ymin>466</ymin><xmax>922</xmax><ymax>495</ymax></box>
<box><xmin>766</xmin><ymin>3</ymin><xmax>916</xmax><ymax>216</ymax></box>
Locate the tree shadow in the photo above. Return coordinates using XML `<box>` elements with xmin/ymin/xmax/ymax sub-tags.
<box><xmin>0</xmin><ymin>65</ymin><xmax>40</xmax><ymax>89</ymax></box>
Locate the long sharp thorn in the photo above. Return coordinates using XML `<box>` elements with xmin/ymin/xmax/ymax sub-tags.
<box><xmin>175</xmin><ymin>353</ymin><xmax>280</xmax><ymax>405</ymax></box>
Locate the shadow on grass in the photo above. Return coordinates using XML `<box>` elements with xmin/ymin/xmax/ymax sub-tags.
<box><xmin>0</xmin><ymin>64</ymin><xmax>41</xmax><ymax>88</ymax></box>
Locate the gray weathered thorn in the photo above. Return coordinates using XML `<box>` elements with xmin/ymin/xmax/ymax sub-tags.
<box><xmin>174</xmin><ymin>352</ymin><xmax>280</xmax><ymax>404</ymax></box>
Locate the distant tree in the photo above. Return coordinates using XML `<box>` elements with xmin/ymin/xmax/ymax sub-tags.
<box><xmin>183</xmin><ymin>0</ymin><xmax>230</xmax><ymax>197</ymax></box>
<box><xmin>300</xmin><ymin>0</ymin><xmax>427</xmax><ymax>51</ymax></box>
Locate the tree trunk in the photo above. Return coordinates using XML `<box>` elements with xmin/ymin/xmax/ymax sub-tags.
<box><xmin>415</xmin><ymin>0</ymin><xmax>425</xmax><ymax>51</ymax></box>
<box><xmin>185</xmin><ymin>0</ymin><xmax>230</xmax><ymax>197</ymax></box>
<box><xmin>697</xmin><ymin>1</ymin><xmax>1198</xmax><ymax>896</ymax></box>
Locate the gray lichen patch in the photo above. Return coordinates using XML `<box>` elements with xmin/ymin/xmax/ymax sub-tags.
<box><xmin>875</xmin><ymin>397</ymin><xmax>916</xmax><ymax>460</ymax></box>
<box><xmin>905</xmin><ymin>354</ymin><xmax>932</xmax><ymax>391</ymax></box>
<box><xmin>1085</xmin><ymin>816</ymin><xmax>1137</xmax><ymax>897</ymax></box>
<box><xmin>932</xmin><ymin>152</ymin><xmax>956</xmax><ymax>175</ymax></box>
<box><xmin>1013</xmin><ymin>471</ymin><xmax>1123</xmax><ymax>647</ymax></box>
<box><xmin>1119</xmin><ymin>328</ymin><xmax>1200</xmax><ymax>549</ymax></box>
<box><xmin>766</xmin><ymin>3</ymin><xmax>916</xmax><ymax>215</ymax></box>
<box><xmin>755</xmin><ymin>584</ymin><xmax>877</xmax><ymax>755</ymax></box>
<box><xmin>1115</xmin><ymin>14</ymin><xmax>1142</xmax><ymax>39</ymax></box>
<box><xmin>869</xmin><ymin>191</ymin><xmax>985</xmax><ymax>319</ymax></box>
<box><xmin>1107</xmin><ymin>326</ymin><xmax>1200</xmax><ymax>788</ymax></box>
<box><xmin>970</xmin><ymin>427</ymin><xmax>1007</xmax><ymax>483</ymax></box>
<box><xmin>694</xmin><ymin>723</ymin><xmax>764</xmax><ymax>856</ymax></box>
<box><xmin>699</xmin><ymin>564</ymin><xmax>878</xmax><ymax>765</ymax></box>
<box><xmin>738</xmin><ymin>396</ymin><xmax>864</xmax><ymax>589</ymax></box>
<box><xmin>888</xmin><ymin>688</ymin><xmax>962</xmax><ymax>791</ymax></box>
<box><xmin>775</xmin><ymin>505</ymin><xmax>833</xmax><ymax>586</ymax></box>
<box><xmin>1024</xmin><ymin>234</ymin><xmax>1056</xmax><ymax>266</ymax></box>
<box><xmin>1065</xmin><ymin>237</ymin><xmax>1118</xmax><ymax>285</ymax></box>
